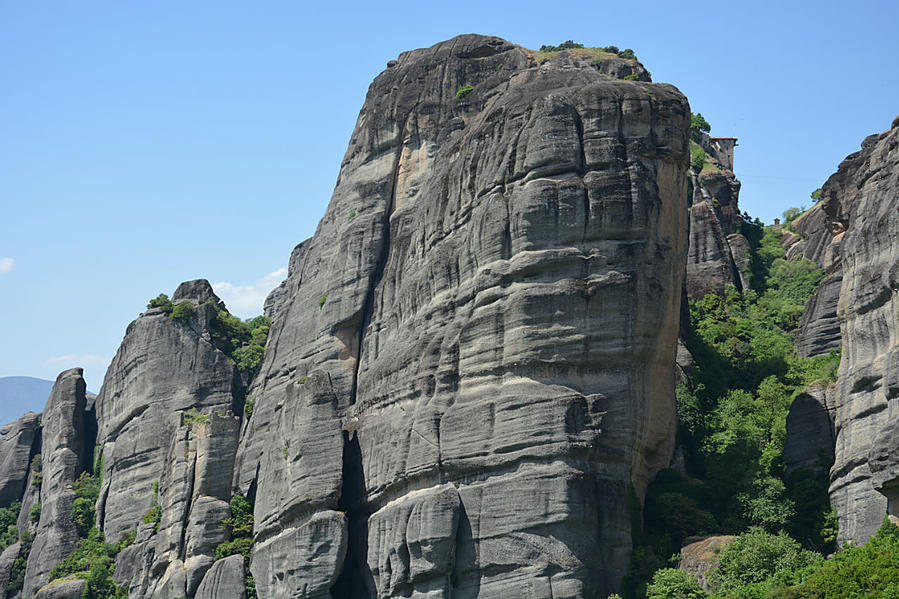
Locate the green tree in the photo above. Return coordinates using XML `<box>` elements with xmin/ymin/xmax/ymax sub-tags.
<box><xmin>691</xmin><ymin>113</ymin><xmax>711</xmax><ymax>142</ymax></box>
<box><xmin>646</xmin><ymin>569</ymin><xmax>708</xmax><ymax>599</ymax></box>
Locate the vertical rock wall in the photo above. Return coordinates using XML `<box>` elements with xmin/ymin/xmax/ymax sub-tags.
<box><xmin>23</xmin><ymin>369</ymin><xmax>90</xmax><ymax>594</ymax></box>
<box><xmin>94</xmin><ymin>281</ymin><xmax>241</xmax><ymax>544</ymax></box>
<box><xmin>825</xmin><ymin>119</ymin><xmax>899</xmax><ymax>544</ymax></box>
<box><xmin>236</xmin><ymin>34</ymin><xmax>689</xmax><ymax>598</ymax></box>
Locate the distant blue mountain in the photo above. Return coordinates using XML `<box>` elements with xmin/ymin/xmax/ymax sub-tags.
<box><xmin>0</xmin><ymin>376</ymin><xmax>53</xmax><ymax>427</ymax></box>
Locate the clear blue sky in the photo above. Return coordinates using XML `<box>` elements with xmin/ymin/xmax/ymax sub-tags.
<box><xmin>1</xmin><ymin>0</ymin><xmax>897</xmax><ymax>392</ymax></box>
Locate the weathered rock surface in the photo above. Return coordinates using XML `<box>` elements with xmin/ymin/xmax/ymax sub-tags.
<box><xmin>34</xmin><ymin>578</ymin><xmax>86</xmax><ymax>599</ymax></box>
<box><xmin>0</xmin><ymin>542</ymin><xmax>21</xmax><ymax>593</ymax></box>
<box><xmin>0</xmin><ymin>412</ymin><xmax>40</xmax><ymax>507</ymax></box>
<box><xmin>824</xmin><ymin>118</ymin><xmax>899</xmax><ymax>544</ymax></box>
<box><xmin>678</xmin><ymin>535</ymin><xmax>735</xmax><ymax>591</ymax></box>
<box><xmin>237</xmin><ymin>33</ymin><xmax>689</xmax><ymax>598</ymax></box>
<box><xmin>795</xmin><ymin>268</ymin><xmax>843</xmax><ymax>358</ymax></box>
<box><xmin>24</xmin><ymin>369</ymin><xmax>91</xmax><ymax>594</ymax></box>
<box><xmin>195</xmin><ymin>555</ymin><xmax>247</xmax><ymax>599</ymax></box>
<box><xmin>95</xmin><ymin>280</ymin><xmax>241</xmax><ymax>543</ymax></box>
<box><xmin>685</xmin><ymin>200</ymin><xmax>738</xmax><ymax>298</ymax></box>
<box><xmin>684</xmin><ymin>164</ymin><xmax>749</xmax><ymax>298</ymax></box>
<box><xmin>784</xmin><ymin>382</ymin><xmax>835</xmax><ymax>477</ymax></box>
<box><xmin>118</xmin><ymin>410</ymin><xmax>240</xmax><ymax>599</ymax></box>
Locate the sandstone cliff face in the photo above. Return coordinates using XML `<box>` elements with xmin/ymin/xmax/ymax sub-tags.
<box><xmin>822</xmin><ymin>119</ymin><xmax>899</xmax><ymax>544</ymax></box>
<box><xmin>24</xmin><ymin>369</ymin><xmax>91</xmax><ymax>594</ymax></box>
<box><xmin>684</xmin><ymin>162</ymin><xmax>750</xmax><ymax>298</ymax></box>
<box><xmin>236</xmin><ymin>33</ymin><xmax>689</xmax><ymax>598</ymax></box>
<box><xmin>0</xmin><ymin>413</ymin><xmax>40</xmax><ymax>508</ymax></box>
<box><xmin>95</xmin><ymin>280</ymin><xmax>242</xmax><ymax>544</ymax></box>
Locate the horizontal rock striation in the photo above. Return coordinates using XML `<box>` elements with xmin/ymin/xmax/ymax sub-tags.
<box><xmin>825</xmin><ymin>118</ymin><xmax>899</xmax><ymax>545</ymax></box>
<box><xmin>0</xmin><ymin>412</ymin><xmax>41</xmax><ymax>507</ymax></box>
<box><xmin>94</xmin><ymin>280</ymin><xmax>242</xmax><ymax>544</ymax></box>
<box><xmin>684</xmin><ymin>160</ymin><xmax>750</xmax><ymax>298</ymax></box>
<box><xmin>236</xmin><ymin>33</ymin><xmax>689</xmax><ymax>598</ymax></box>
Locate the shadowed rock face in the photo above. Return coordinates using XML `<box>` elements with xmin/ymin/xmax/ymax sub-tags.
<box><xmin>236</xmin><ymin>34</ymin><xmax>689</xmax><ymax>598</ymax></box>
<box><xmin>823</xmin><ymin>119</ymin><xmax>899</xmax><ymax>545</ymax></box>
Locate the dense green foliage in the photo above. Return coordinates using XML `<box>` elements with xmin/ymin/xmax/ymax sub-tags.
<box><xmin>170</xmin><ymin>300</ymin><xmax>195</xmax><ymax>323</ymax></box>
<box><xmin>45</xmin><ymin>466</ymin><xmax>128</xmax><ymax>598</ymax></box>
<box><xmin>659</xmin><ymin>520</ymin><xmax>899</xmax><ymax>598</ymax></box>
<box><xmin>691</xmin><ymin>113</ymin><xmax>711</xmax><ymax>141</ymax></box>
<box><xmin>539</xmin><ymin>40</ymin><xmax>584</xmax><ymax>51</ymax></box>
<box><xmin>646</xmin><ymin>569</ymin><xmax>708</xmax><ymax>599</ymax></box>
<box><xmin>146</xmin><ymin>293</ymin><xmax>173</xmax><ymax>314</ymax></box>
<box><xmin>211</xmin><ymin>310</ymin><xmax>270</xmax><ymax>382</ymax></box>
<box><xmin>810</xmin><ymin>188</ymin><xmax>822</xmax><ymax>200</ymax></box>
<box><xmin>214</xmin><ymin>494</ymin><xmax>255</xmax><ymax>560</ymax></box>
<box><xmin>72</xmin><ymin>471</ymin><xmax>100</xmax><ymax>536</ymax></box>
<box><xmin>0</xmin><ymin>501</ymin><xmax>21</xmax><ymax>552</ymax></box>
<box><xmin>31</xmin><ymin>452</ymin><xmax>42</xmax><ymax>487</ymax></box>
<box><xmin>7</xmin><ymin>530</ymin><xmax>31</xmax><ymax>594</ymax></box>
<box><xmin>690</xmin><ymin>142</ymin><xmax>707</xmax><ymax>172</ymax></box>
<box><xmin>625</xmin><ymin>224</ymin><xmax>840</xmax><ymax>598</ymax></box>
<box><xmin>709</xmin><ymin>529</ymin><xmax>821</xmax><ymax>596</ymax></box>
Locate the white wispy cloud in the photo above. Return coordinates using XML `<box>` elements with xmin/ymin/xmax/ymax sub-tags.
<box><xmin>0</xmin><ymin>258</ymin><xmax>13</xmax><ymax>274</ymax></box>
<box><xmin>213</xmin><ymin>268</ymin><xmax>287</xmax><ymax>318</ymax></box>
<box><xmin>46</xmin><ymin>354</ymin><xmax>109</xmax><ymax>367</ymax></box>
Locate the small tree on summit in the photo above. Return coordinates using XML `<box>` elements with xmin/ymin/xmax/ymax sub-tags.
<box><xmin>691</xmin><ymin>113</ymin><xmax>711</xmax><ymax>142</ymax></box>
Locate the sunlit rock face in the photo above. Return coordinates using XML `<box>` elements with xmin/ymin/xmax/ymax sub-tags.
<box><xmin>821</xmin><ymin>119</ymin><xmax>899</xmax><ymax>545</ymax></box>
<box><xmin>235</xmin><ymin>34</ymin><xmax>690</xmax><ymax>598</ymax></box>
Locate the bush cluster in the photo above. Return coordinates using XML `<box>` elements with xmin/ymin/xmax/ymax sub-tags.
<box><xmin>625</xmin><ymin>223</ymin><xmax>838</xmax><ymax>597</ymax></box>
<box><xmin>214</xmin><ymin>494</ymin><xmax>255</xmax><ymax>560</ymax></box>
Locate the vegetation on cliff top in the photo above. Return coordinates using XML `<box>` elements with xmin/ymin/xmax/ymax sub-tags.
<box><xmin>529</xmin><ymin>40</ymin><xmax>639</xmax><ymax>65</ymax></box>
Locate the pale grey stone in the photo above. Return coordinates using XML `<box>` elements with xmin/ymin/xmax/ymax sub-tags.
<box><xmin>0</xmin><ymin>412</ymin><xmax>40</xmax><ymax>507</ymax></box>
<box><xmin>94</xmin><ymin>280</ymin><xmax>240</xmax><ymax>543</ymax></box>
<box><xmin>195</xmin><ymin>555</ymin><xmax>247</xmax><ymax>599</ymax></box>
<box><xmin>236</xmin><ymin>33</ymin><xmax>689</xmax><ymax>598</ymax></box>
<box><xmin>824</xmin><ymin>120</ymin><xmax>899</xmax><ymax>545</ymax></box>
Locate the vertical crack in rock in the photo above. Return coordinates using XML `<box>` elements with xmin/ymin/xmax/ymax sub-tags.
<box><xmin>330</xmin><ymin>431</ymin><xmax>370</xmax><ymax>598</ymax></box>
<box><xmin>349</xmin><ymin>110</ymin><xmax>414</xmax><ymax>406</ymax></box>
<box><xmin>178</xmin><ymin>444</ymin><xmax>197</xmax><ymax>562</ymax></box>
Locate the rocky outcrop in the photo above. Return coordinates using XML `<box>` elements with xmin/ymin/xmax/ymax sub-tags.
<box><xmin>0</xmin><ymin>412</ymin><xmax>40</xmax><ymax>507</ymax></box>
<box><xmin>684</xmin><ymin>158</ymin><xmax>750</xmax><ymax>298</ymax></box>
<box><xmin>678</xmin><ymin>535</ymin><xmax>735</xmax><ymax>591</ymax></box>
<box><xmin>194</xmin><ymin>555</ymin><xmax>247</xmax><ymax>599</ymax></box>
<box><xmin>236</xmin><ymin>33</ymin><xmax>689</xmax><ymax>598</ymax></box>
<box><xmin>34</xmin><ymin>578</ymin><xmax>86</xmax><ymax>599</ymax></box>
<box><xmin>94</xmin><ymin>280</ymin><xmax>242</xmax><ymax>544</ymax></box>
<box><xmin>23</xmin><ymin>369</ymin><xmax>91</xmax><ymax>594</ymax></box>
<box><xmin>824</xmin><ymin>118</ymin><xmax>899</xmax><ymax>545</ymax></box>
<box><xmin>115</xmin><ymin>408</ymin><xmax>241</xmax><ymax>599</ymax></box>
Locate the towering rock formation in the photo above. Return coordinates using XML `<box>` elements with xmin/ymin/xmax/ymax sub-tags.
<box><xmin>684</xmin><ymin>142</ymin><xmax>750</xmax><ymax>298</ymax></box>
<box><xmin>820</xmin><ymin>118</ymin><xmax>899</xmax><ymax>544</ymax></box>
<box><xmin>783</xmin><ymin>203</ymin><xmax>845</xmax><ymax>359</ymax></box>
<box><xmin>0</xmin><ymin>34</ymin><xmax>692</xmax><ymax>598</ymax></box>
<box><xmin>0</xmin><ymin>413</ymin><xmax>40</xmax><ymax>507</ymax></box>
<box><xmin>235</xmin><ymin>34</ymin><xmax>690</xmax><ymax>598</ymax></box>
<box><xmin>24</xmin><ymin>369</ymin><xmax>91</xmax><ymax>594</ymax></box>
<box><xmin>95</xmin><ymin>279</ymin><xmax>242</xmax><ymax>545</ymax></box>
